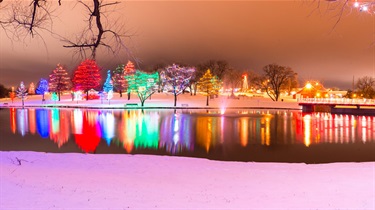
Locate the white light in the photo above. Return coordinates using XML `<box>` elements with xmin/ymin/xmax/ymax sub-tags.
<box><xmin>361</xmin><ymin>5</ymin><xmax>368</xmax><ymax>11</ymax></box>
<box><xmin>354</xmin><ymin>2</ymin><xmax>360</xmax><ymax>7</ymax></box>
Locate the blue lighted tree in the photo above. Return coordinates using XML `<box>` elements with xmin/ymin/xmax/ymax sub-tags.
<box><xmin>36</xmin><ymin>78</ymin><xmax>49</xmax><ymax>101</ymax></box>
<box><xmin>103</xmin><ymin>70</ymin><xmax>114</xmax><ymax>93</ymax></box>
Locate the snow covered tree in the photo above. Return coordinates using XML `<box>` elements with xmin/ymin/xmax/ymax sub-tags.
<box><xmin>36</xmin><ymin>78</ymin><xmax>49</xmax><ymax>101</ymax></box>
<box><xmin>28</xmin><ymin>82</ymin><xmax>35</xmax><ymax>95</ymax></box>
<box><xmin>197</xmin><ymin>69</ymin><xmax>217</xmax><ymax>106</ymax></box>
<box><xmin>125</xmin><ymin>70</ymin><xmax>159</xmax><ymax>107</ymax></box>
<box><xmin>103</xmin><ymin>70</ymin><xmax>114</xmax><ymax>93</ymax></box>
<box><xmin>16</xmin><ymin>81</ymin><xmax>28</xmax><ymax>107</ymax></box>
<box><xmin>112</xmin><ymin>64</ymin><xmax>127</xmax><ymax>97</ymax></box>
<box><xmin>162</xmin><ymin>64</ymin><xmax>195</xmax><ymax>106</ymax></box>
<box><xmin>49</xmin><ymin>63</ymin><xmax>71</xmax><ymax>101</ymax></box>
<box><xmin>71</xmin><ymin>59</ymin><xmax>102</xmax><ymax>100</ymax></box>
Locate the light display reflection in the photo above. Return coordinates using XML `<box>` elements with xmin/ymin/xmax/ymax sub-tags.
<box><xmin>4</xmin><ymin>108</ymin><xmax>375</xmax><ymax>155</ymax></box>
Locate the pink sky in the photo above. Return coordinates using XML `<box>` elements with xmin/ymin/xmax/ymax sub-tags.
<box><xmin>0</xmin><ymin>1</ymin><xmax>374</xmax><ymax>89</ymax></box>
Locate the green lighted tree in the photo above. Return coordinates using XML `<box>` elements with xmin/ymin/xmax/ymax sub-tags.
<box><xmin>125</xmin><ymin>70</ymin><xmax>159</xmax><ymax>107</ymax></box>
<box><xmin>197</xmin><ymin>69</ymin><xmax>218</xmax><ymax>106</ymax></box>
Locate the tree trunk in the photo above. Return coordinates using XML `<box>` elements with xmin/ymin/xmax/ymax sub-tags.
<box><xmin>119</xmin><ymin>90</ymin><xmax>122</xmax><ymax>97</ymax></box>
<box><xmin>127</xmin><ymin>92</ymin><xmax>131</xmax><ymax>100</ymax></box>
<box><xmin>206</xmin><ymin>92</ymin><xmax>209</xmax><ymax>106</ymax></box>
<box><xmin>174</xmin><ymin>93</ymin><xmax>177</xmax><ymax>107</ymax></box>
<box><xmin>86</xmin><ymin>91</ymin><xmax>89</xmax><ymax>101</ymax></box>
<box><xmin>58</xmin><ymin>91</ymin><xmax>61</xmax><ymax>101</ymax></box>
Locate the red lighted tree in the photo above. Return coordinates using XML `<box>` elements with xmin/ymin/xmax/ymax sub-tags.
<box><xmin>124</xmin><ymin>61</ymin><xmax>136</xmax><ymax>100</ymax></box>
<box><xmin>49</xmin><ymin>63</ymin><xmax>71</xmax><ymax>101</ymax></box>
<box><xmin>72</xmin><ymin>59</ymin><xmax>102</xmax><ymax>100</ymax></box>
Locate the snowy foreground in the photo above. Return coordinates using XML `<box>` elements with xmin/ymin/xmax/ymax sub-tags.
<box><xmin>1</xmin><ymin>94</ymin><xmax>374</xmax><ymax>209</ymax></box>
<box><xmin>0</xmin><ymin>151</ymin><xmax>374</xmax><ymax>209</ymax></box>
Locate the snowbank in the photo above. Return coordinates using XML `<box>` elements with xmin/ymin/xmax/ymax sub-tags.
<box><xmin>0</xmin><ymin>92</ymin><xmax>301</xmax><ymax>110</ymax></box>
<box><xmin>0</xmin><ymin>152</ymin><xmax>374</xmax><ymax>209</ymax></box>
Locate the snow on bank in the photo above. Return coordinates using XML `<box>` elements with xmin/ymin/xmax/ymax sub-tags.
<box><xmin>0</xmin><ymin>151</ymin><xmax>374</xmax><ymax>209</ymax></box>
<box><xmin>0</xmin><ymin>93</ymin><xmax>301</xmax><ymax>110</ymax></box>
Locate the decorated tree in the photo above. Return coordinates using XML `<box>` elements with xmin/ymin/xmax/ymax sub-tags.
<box><xmin>162</xmin><ymin>64</ymin><xmax>196</xmax><ymax>106</ymax></box>
<box><xmin>254</xmin><ymin>63</ymin><xmax>297</xmax><ymax>101</ymax></box>
<box><xmin>211</xmin><ymin>75</ymin><xmax>222</xmax><ymax>97</ymax></box>
<box><xmin>9</xmin><ymin>89</ymin><xmax>15</xmax><ymax>103</ymax></box>
<box><xmin>103</xmin><ymin>70</ymin><xmax>114</xmax><ymax>93</ymax></box>
<box><xmin>16</xmin><ymin>81</ymin><xmax>28</xmax><ymax>107</ymax></box>
<box><xmin>124</xmin><ymin>61</ymin><xmax>136</xmax><ymax>100</ymax></box>
<box><xmin>36</xmin><ymin>78</ymin><xmax>49</xmax><ymax>101</ymax></box>
<box><xmin>51</xmin><ymin>92</ymin><xmax>58</xmax><ymax>103</ymax></box>
<box><xmin>197</xmin><ymin>69</ymin><xmax>219</xmax><ymax>106</ymax></box>
<box><xmin>125</xmin><ymin>70</ymin><xmax>159</xmax><ymax>106</ymax></box>
<box><xmin>71</xmin><ymin>59</ymin><xmax>102</xmax><ymax>100</ymax></box>
<box><xmin>28</xmin><ymin>82</ymin><xmax>35</xmax><ymax>95</ymax></box>
<box><xmin>49</xmin><ymin>63</ymin><xmax>71</xmax><ymax>101</ymax></box>
<box><xmin>112</xmin><ymin>64</ymin><xmax>127</xmax><ymax>97</ymax></box>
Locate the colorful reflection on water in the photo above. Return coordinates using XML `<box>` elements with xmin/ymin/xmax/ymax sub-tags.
<box><xmin>1</xmin><ymin>108</ymin><xmax>374</xmax><ymax>162</ymax></box>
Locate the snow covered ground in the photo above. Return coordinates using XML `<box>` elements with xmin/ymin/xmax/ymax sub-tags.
<box><xmin>0</xmin><ymin>93</ymin><xmax>374</xmax><ymax>209</ymax></box>
<box><xmin>0</xmin><ymin>92</ymin><xmax>301</xmax><ymax>110</ymax></box>
<box><xmin>1</xmin><ymin>152</ymin><xmax>374</xmax><ymax>209</ymax></box>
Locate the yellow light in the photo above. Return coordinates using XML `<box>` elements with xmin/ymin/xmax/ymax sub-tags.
<box><xmin>305</xmin><ymin>83</ymin><xmax>312</xmax><ymax>89</ymax></box>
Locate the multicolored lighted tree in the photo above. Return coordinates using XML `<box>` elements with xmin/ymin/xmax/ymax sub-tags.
<box><xmin>28</xmin><ymin>82</ymin><xmax>35</xmax><ymax>95</ymax></box>
<box><xmin>125</xmin><ymin>70</ymin><xmax>159</xmax><ymax>106</ymax></box>
<box><xmin>49</xmin><ymin>63</ymin><xmax>71</xmax><ymax>101</ymax></box>
<box><xmin>197</xmin><ymin>69</ymin><xmax>221</xmax><ymax>106</ymax></box>
<box><xmin>36</xmin><ymin>78</ymin><xmax>49</xmax><ymax>101</ymax></box>
<box><xmin>112</xmin><ymin>64</ymin><xmax>127</xmax><ymax>97</ymax></box>
<box><xmin>124</xmin><ymin>61</ymin><xmax>136</xmax><ymax>100</ymax></box>
<box><xmin>162</xmin><ymin>64</ymin><xmax>195</xmax><ymax>106</ymax></box>
<box><xmin>16</xmin><ymin>81</ymin><xmax>28</xmax><ymax>107</ymax></box>
<box><xmin>71</xmin><ymin>59</ymin><xmax>102</xmax><ymax>100</ymax></box>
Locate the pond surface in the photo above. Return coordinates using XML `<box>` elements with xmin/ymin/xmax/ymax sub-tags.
<box><xmin>0</xmin><ymin>108</ymin><xmax>374</xmax><ymax>163</ymax></box>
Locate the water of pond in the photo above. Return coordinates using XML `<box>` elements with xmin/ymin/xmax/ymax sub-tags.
<box><xmin>0</xmin><ymin>108</ymin><xmax>374</xmax><ymax>163</ymax></box>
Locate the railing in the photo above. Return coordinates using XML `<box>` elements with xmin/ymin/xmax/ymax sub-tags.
<box><xmin>298</xmin><ymin>98</ymin><xmax>375</xmax><ymax>105</ymax></box>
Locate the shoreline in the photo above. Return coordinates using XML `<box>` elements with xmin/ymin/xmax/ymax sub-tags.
<box><xmin>0</xmin><ymin>92</ymin><xmax>302</xmax><ymax>110</ymax></box>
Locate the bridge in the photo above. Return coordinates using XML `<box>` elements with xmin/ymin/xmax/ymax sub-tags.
<box><xmin>298</xmin><ymin>98</ymin><xmax>375</xmax><ymax>115</ymax></box>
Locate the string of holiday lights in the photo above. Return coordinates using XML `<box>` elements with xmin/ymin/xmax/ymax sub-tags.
<box><xmin>352</xmin><ymin>0</ymin><xmax>375</xmax><ymax>13</ymax></box>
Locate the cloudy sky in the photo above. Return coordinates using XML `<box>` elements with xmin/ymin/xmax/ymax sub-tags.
<box><xmin>0</xmin><ymin>0</ymin><xmax>374</xmax><ymax>89</ymax></box>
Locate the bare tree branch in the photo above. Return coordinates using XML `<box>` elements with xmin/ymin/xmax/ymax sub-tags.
<box><xmin>1</xmin><ymin>0</ymin><xmax>133</xmax><ymax>60</ymax></box>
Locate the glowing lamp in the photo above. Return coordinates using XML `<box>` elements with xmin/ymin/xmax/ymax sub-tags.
<box><xmin>354</xmin><ymin>2</ymin><xmax>360</xmax><ymax>7</ymax></box>
<box><xmin>305</xmin><ymin>83</ymin><xmax>312</xmax><ymax>89</ymax></box>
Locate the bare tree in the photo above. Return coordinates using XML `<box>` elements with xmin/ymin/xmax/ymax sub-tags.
<box><xmin>255</xmin><ymin>63</ymin><xmax>297</xmax><ymax>101</ymax></box>
<box><xmin>356</xmin><ymin>76</ymin><xmax>375</xmax><ymax>98</ymax></box>
<box><xmin>311</xmin><ymin>0</ymin><xmax>375</xmax><ymax>29</ymax></box>
<box><xmin>0</xmin><ymin>0</ymin><xmax>131</xmax><ymax>59</ymax></box>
